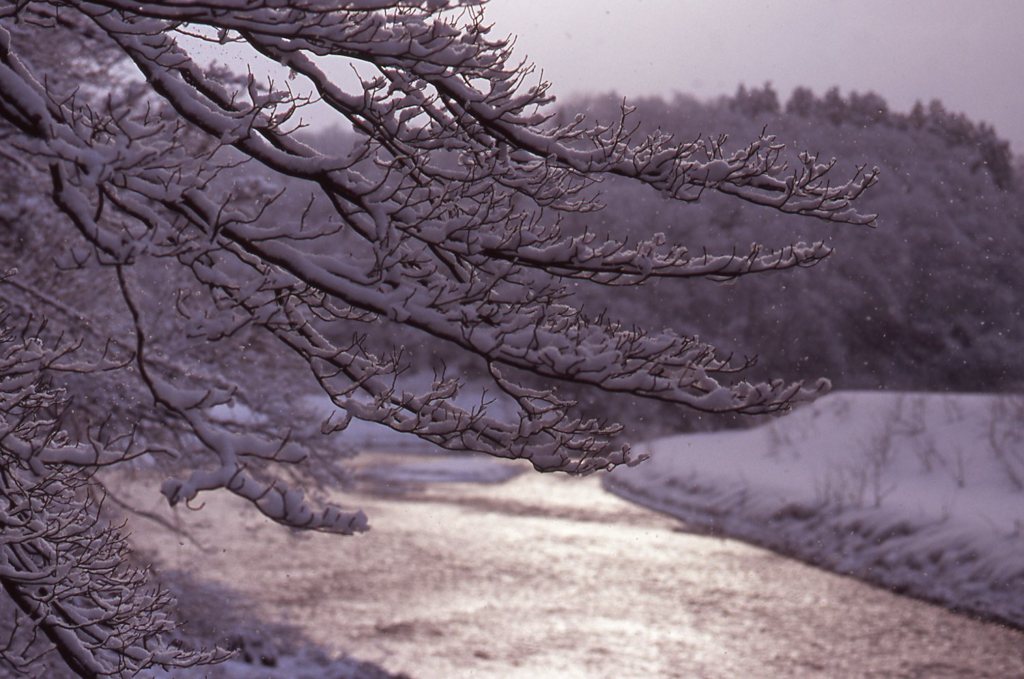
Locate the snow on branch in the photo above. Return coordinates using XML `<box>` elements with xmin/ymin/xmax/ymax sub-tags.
<box><xmin>116</xmin><ymin>265</ymin><xmax>369</xmax><ymax>534</ymax></box>
<box><xmin>0</xmin><ymin>3</ymin><xmax>876</xmax><ymax>509</ymax></box>
<box><xmin>0</xmin><ymin>304</ymin><xmax>226</xmax><ymax>677</ymax></box>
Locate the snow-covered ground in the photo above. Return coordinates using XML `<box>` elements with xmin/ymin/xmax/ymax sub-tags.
<box><xmin>605</xmin><ymin>391</ymin><xmax>1024</xmax><ymax>627</ymax></box>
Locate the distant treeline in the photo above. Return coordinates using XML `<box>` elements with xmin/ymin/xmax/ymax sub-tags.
<box><xmin>562</xmin><ymin>83</ymin><xmax>1016</xmax><ymax>191</ymax></box>
<box><xmin>733</xmin><ymin>82</ymin><xmax>1015</xmax><ymax>190</ymax></box>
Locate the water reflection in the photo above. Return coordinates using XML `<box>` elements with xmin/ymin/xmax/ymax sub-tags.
<box><xmin>136</xmin><ymin>455</ymin><xmax>1024</xmax><ymax>678</ymax></box>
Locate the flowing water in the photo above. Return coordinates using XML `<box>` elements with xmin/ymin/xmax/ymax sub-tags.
<box><xmin>127</xmin><ymin>454</ymin><xmax>1024</xmax><ymax>678</ymax></box>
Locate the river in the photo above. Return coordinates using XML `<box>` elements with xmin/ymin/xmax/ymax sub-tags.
<box><xmin>129</xmin><ymin>453</ymin><xmax>1024</xmax><ymax>678</ymax></box>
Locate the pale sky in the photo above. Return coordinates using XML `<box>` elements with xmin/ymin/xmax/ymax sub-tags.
<box><xmin>483</xmin><ymin>1</ymin><xmax>1024</xmax><ymax>153</ymax></box>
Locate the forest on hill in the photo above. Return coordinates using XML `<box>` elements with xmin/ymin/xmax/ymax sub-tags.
<box><xmin>532</xmin><ymin>85</ymin><xmax>1024</xmax><ymax>433</ymax></box>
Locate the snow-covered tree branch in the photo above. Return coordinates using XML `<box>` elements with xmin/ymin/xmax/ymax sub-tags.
<box><xmin>0</xmin><ymin>0</ymin><xmax>881</xmax><ymax>491</ymax></box>
<box><xmin>0</xmin><ymin>2</ymin><xmax>878</xmax><ymax>674</ymax></box>
<box><xmin>0</xmin><ymin>304</ymin><xmax>225</xmax><ymax>677</ymax></box>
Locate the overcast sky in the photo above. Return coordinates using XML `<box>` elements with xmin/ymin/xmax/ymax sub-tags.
<box><xmin>482</xmin><ymin>1</ymin><xmax>1024</xmax><ymax>153</ymax></box>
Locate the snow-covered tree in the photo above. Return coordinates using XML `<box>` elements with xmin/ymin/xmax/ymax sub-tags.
<box><xmin>0</xmin><ymin>297</ymin><xmax>226</xmax><ymax>677</ymax></box>
<box><xmin>1</xmin><ymin>2</ymin><xmax>877</xmax><ymax>674</ymax></box>
<box><xmin>0</xmin><ymin>0</ymin><xmax>881</xmax><ymax>527</ymax></box>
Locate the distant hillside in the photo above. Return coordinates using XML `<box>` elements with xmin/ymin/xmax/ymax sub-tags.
<box><xmin>556</xmin><ymin>85</ymin><xmax>1024</xmax><ymax>406</ymax></box>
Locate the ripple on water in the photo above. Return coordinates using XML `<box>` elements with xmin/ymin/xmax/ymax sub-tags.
<box><xmin>125</xmin><ymin>463</ymin><xmax>1024</xmax><ymax>678</ymax></box>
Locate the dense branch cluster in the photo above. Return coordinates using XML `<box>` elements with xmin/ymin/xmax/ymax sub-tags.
<box><xmin>0</xmin><ymin>0</ymin><xmax>876</xmax><ymax>470</ymax></box>
<box><xmin>0</xmin><ymin>304</ymin><xmax>223</xmax><ymax>677</ymax></box>
<box><xmin>0</xmin><ymin>3</ymin><xmax>877</xmax><ymax>674</ymax></box>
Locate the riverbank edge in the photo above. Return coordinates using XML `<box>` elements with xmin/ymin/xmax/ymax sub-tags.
<box><xmin>602</xmin><ymin>473</ymin><xmax>1024</xmax><ymax>632</ymax></box>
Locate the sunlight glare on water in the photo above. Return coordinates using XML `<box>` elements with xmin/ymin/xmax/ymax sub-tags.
<box><xmin>128</xmin><ymin>458</ymin><xmax>1024</xmax><ymax>678</ymax></box>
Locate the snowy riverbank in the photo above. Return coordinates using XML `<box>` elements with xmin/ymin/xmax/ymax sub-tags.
<box><xmin>605</xmin><ymin>391</ymin><xmax>1024</xmax><ymax>627</ymax></box>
